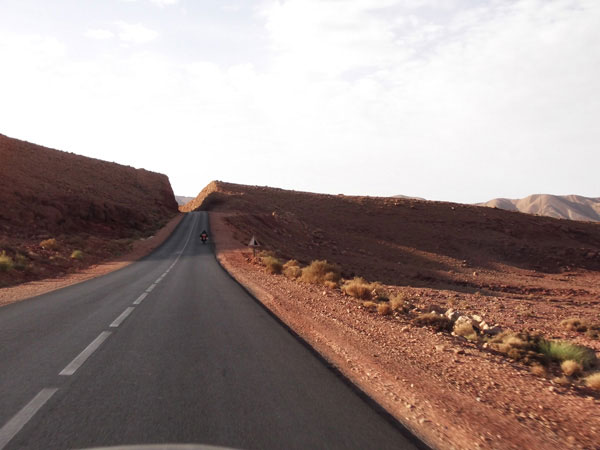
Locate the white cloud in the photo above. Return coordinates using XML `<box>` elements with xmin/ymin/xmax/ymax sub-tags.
<box><xmin>0</xmin><ymin>0</ymin><xmax>599</xmax><ymax>201</ymax></box>
<box><xmin>114</xmin><ymin>21</ymin><xmax>158</xmax><ymax>44</ymax></box>
<box><xmin>84</xmin><ymin>28</ymin><xmax>115</xmax><ymax>40</ymax></box>
<box><xmin>149</xmin><ymin>0</ymin><xmax>179</xmax><ymax>6</ymax></box>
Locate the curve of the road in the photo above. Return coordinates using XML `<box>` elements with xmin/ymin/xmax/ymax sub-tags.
<box><xmin>0</xmin><ymin>212</ymin><xmax>424</xmax><ymax>450</ymax></box>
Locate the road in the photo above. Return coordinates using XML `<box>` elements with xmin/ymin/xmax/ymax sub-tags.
<box><xmin>0</xmin><ymin>212</ymin><xmax>422</xmax><ymax>450</ymax></box>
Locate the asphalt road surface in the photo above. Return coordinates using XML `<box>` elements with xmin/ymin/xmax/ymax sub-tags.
<box><xmin>0</xmin><ymin>212</ymin><xmax>422</xmax><ymax>450</ymax></box>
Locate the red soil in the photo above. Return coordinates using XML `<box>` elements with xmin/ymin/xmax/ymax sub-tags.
<box><xmin>0</xmin><ymin>133</ymin><xmax>178</xmax><ymax>288</ymax></box>
<box><xmin>196</xmin><ymin>181</ymin><xmax>600</xmax><ymax>449</ymax></box>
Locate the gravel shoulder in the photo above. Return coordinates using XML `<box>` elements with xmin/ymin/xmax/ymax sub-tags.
<box><xmin>211</xmin><ymin>211</ymin><xmax>600</xmax><ymax>450</ymax></box>
<box><xmin>0</xmin><ymin>213</ymin><xmax>184</xmax><ymax>307</ymax></box>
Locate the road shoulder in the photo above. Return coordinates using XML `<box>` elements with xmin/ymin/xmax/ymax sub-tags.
<box><xmin>0</xmin><ymin>213</ymin><xmax>185</xmax><ymax>307</ymax></box>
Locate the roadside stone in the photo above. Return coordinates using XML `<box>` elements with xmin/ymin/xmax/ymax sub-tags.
<box><xmin>445</xmin><ymin>308</ymin><xmax>461</xmax><ymax>322</ymax></box>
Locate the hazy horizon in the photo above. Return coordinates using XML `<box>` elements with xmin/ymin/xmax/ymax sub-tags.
<box><xmin>1</xmin><ymin>0</ymin><xmax>598</xmax><ymax>203</ymax></box>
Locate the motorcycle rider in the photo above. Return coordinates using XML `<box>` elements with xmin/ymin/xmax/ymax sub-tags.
<box><xmin>200</xmin><ymin>230</ymin><xmax>208</xmax><ymax>243</ymax></box>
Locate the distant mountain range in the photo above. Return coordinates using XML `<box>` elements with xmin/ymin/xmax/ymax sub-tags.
<box><xmin>479</xmin><ymin>194</ymin><xmax>600</xmax><ymax>222</ymax></box>
<box><xmin>175</xmin><ymin>196</ymin><xmax>195</xmax><ymax>206</ymax></box>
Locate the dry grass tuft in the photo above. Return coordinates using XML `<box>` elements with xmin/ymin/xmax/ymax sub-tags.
<box><xmin>377</xmin><ymin>303</ymin><xmax>392</xmax><ymax>316</ymax></box>
<box><xmin>454</xmin><ymin>321</ymin><xmax>478</xmax><ymax>341</ymax></box>
<box><xmin>362</xmin><ymin>301</ymin><xmax>378</xmax><ymax>310</ymax></box>
<box><xmin>560</xmin><ymin>318</ymin><xmax>589</xmax><ymax>332</ymax></box>
<box><xmin>489</xmin><ymin>332</ymin><xmax>543</xmax><ymax>364</ymax></box>
<box><xmin>342</xmin><ymin>277</ymin><xmax>373</xmax><ymax>299</ymax></box>
<box><xmin>300</xmin><ymin>260</ymin><xmax>341</xmax><ymax>285</ymax></box>
<box><xmin>413</xmin><ymin>313</ymin><xmax>453</xmax><ymax>332</ymax></box>
<box><xmin>530</xmin><ymin>364</ymin><xmax>547</xmax><ymax>377</ymax></box>
<box><xmin>341</xmin><ymin>277</ymin><xmax>384</xmax><ymax>300</ymax></box>
<box><xmin>40</xmin><ymin>238</ymin><xmax>59</xmax><ymax>250</ymax></box>
<box><xmin>584</xmin><ymin>372</ymin><xmax>600</xmax><ymax>390</ymax></box>
<box><xmin>561</xmin><ymin>360</ymin><xmax>583</xmax><ymax>377</ymax></box>
<box><xmin>324</xmin><ymin>280</ymin><xmax>338</xmax><ymax>289</ymax></box>
<box><xmin>14</xmin><ymin>253</ymin><xmax>28</xmax><ymax>270</ymax></box>
<box><xmin>71</xmin><ymin>250</ymin><xmax>84</xmax><ymax>260</ymax></box>
<box><xmin>389</xmin><ymin>293</ymin><xmax>408</xmax><ymax>312</ymax></box>
<box><xmin>0</xmin><ymin>250</ymin><xmax>15</xmax><ymax>272</ymax></box>
<box><xmin>0</xmin><ymin>251</ymin><xmax>14</xmax><ymax>272</ymax></box>
<box><xmin>282</xmin><ymin>260</ymin><xmax>302</xmax><ymax>279</ymax></box>
<box><xmin>553</xmin><ymin>376</ymin><xmax>570</xmax><ymax>386</ymax></box>
<box><xmin>261</xmin><ymin>256</ymin><xmax>283</xmax><ymax>274</ymax></box>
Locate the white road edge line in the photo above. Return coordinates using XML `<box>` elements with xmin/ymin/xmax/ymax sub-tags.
<box><xmin>110</xmin><ymin>307</ymin><xmax>135</xmax><ymax>328</ymax></box>
<box><xmin>146</xmin><ymin>284</ymin><xmax>156</xmax><ymax>293</ymax></box>
<box><xmin>133</xmin><ymin>292</ymin><xmax>148</xmax><ymax>305</ymax></box>
<box><xmin>59</xmin><ymin>331</ymin><xmax>111</xmax><ymax>376</ymax></box>
<box><xmin>0</xmin><ymin>388</ymin><xmax>58</xmax><ymax>450</ymax></box>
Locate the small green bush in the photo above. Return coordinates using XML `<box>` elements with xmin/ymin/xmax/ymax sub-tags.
<box><xmin>71</xmin><ymin>250</ymin><xmax>84</xmax><ymax>260</ymax></box>
<box><xmin>0</xmin><ymin>251</ymin><xmax>14</xmax><ymax>272</ymax></box>
<box><xmin>537</xmin><ymin>340</ymin><xmax>597</xmax><ymax>369</ymax></box>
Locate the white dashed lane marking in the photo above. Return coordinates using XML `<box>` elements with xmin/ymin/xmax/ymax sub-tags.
<box><xmin>146</xmin><ymin>284</ymin><xmax>156</xmax><ymax>293</ymax></box>
<box><xmin>0</xmin><ymin>388</ymin><xmax>58</xmax><ymax>450</ymax></box>
<box><xmin>59</xmin><ymin>331</ymin><xmax>112</xmax><ymax>376</ymax></box>
<box><xmin>110</xmin><ymin>307</ymin><xmax>135</xmax><ymax>328</ymax></box>
<box><xmin>133</xmin><ymin>293</ymin><xmax>148</xmax><ymax>305</ymax></box>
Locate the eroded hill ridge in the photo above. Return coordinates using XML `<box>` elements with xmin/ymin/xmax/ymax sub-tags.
<box><xmin>480</xmin><ymin>194</ymin><xmax>600</xmax><ymax>222</ymax></box>
<box><xmin>185</xmin><ymin>181</ymin><xmax>600</xmax><ymax>288</ymax></box>
<box><xmin>0</xmin><ymin>133</ymin><xmax>178</xmax><ymax>288</ymax></box>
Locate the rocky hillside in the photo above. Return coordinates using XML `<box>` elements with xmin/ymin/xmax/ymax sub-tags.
<box><xmin>480</xmin><ymin>194</ymin><xmax>600</xmax><ymax>222</ymax></box>
<box><xmin>188</xmin><ymin>181</ymin><xmax>600</xmax><ymax>288</ymax></box>
<box><xmin>0</xmin><ymin>133</ymin><xmax>178</xmax><ymax>287</ymax></box>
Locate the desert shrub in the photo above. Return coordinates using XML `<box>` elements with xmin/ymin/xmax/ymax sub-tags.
<box><xmin>553</xmin><ymin>376</ymin><xmax>570</xmax><ymax>386</ymax></box>
<box><xmin>560</xmin><ymin>318</ymin><xmax>588</xmax><ymax>332</ymax></box>
<box><xmin>585</xmin><ymin>329</ymin><xmax>599</xmax><ymax>340</ymax></box>
<box><xmin>341</xmin><ymin>277</ymin><xmax>373</xmax><ymax>299</ymax></box>
<box><xmin>454</xmin><ymin>321</ymin><xmax>478</xmax><ymax>341</ymax></box>
<box><xmin>0</xmin><ymin>251</ymin><xmax>14</xmax><ymax>272</ymax></box>
<box><xmin>413</xmin><ymin>313</ymin><xmax>453</xmax><ymax>332</ymax></box>
<box><xmin>537</xmin><ymin>340</ymin><xmax>597</xmax><ymax>369</ymax></box>
<box><xmin>261</xmin><ymin>256</ymin><xmax>283</xmax><ymax>274</ymax></box>
<box><xmin>389</xmin><ymin>293</ymin><xmax>412</xmax><ymax>313</ymax></box>
<box><xmin>584</xmin><ymin>373</ymin><xmax>600</xmax><ymax>390</ymax></box>
<box><xmin>71</xmin><ymin>250</ymin><xmax>84</xmax><ymax>260</ymax></box>
<box><xmin>282</xmin><ymin>260</ymin><xmax>302</xmax><ymax>279</ymax></box>
<box><xmin>40</xmin><ymin>238</ymin><xmax>59</xmax><ymax>250</ymax></box>
<box><xmin>300</xmin><ymin>260</ymin><xmax>341</xmax><ymax>285</ymax></box>
<box><xmin>324</xmin><ymin>280</ymin><xmax>338</xmax><ymax>289</ymax></box>
<box><xmin>377</xmin><ymin>303</ymin><xmax>391</xmax><ymax>316</ymax></box>
<box><xmin>362</xmin><ymin>301</ymin><xmax>378</xmax><ymax>310</ymax></box>
<box><xmin>489</xmin><ymin>332</ymin><xmax>543</xmax><ymax>364</ymax></box>
<box><xmin>530</xmin><ymin>364</ymin><xmax>547</xmax><ymax>377</ymax></box>
<box><xmin>561</xmin><ymin>360</ymin><xmax>583</xmax><ymax>377</ymax></box>
<box><xmin>14</xmin><ymin>253</ymin><xmax>28</xmax><ymax>270</ymax></box>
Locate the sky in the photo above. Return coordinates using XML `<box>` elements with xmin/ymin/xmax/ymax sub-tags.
<box><xmin>0</xmin><ymin>0</ymin><xmax>598</xmax><ymax>203</ymax></box>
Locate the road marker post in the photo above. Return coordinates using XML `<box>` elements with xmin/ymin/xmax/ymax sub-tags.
<box><xmin>248</xmin><ymin>236</ymin><xmax>260</xmax><ymax>257</ymax></box>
